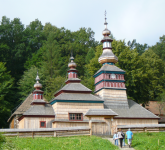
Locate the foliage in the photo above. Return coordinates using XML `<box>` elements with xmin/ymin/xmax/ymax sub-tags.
<box><xmin>0</xmin><ymin>133</ymin><xmax>6</xmax><ymax>148</ymax></box>
<box><xmin>132</xmin><ymin>132</ymin><xmax>165</xmax><ymax>150</ymax></box>
<box><xmin>43</xmin><ymin>76</ymin><xmax>66</xmax><ymax>101</ymax></box>
<box><xmin>0</xmin><ymin>62</ymin><xmax>14</xmax><ymax>128</ymax></box>
<box><xmin>151</xmin><ymin>35</ymin><xmax>165</xmax><ymax>61</ymax></box>
<box><xmin>17</xmin><ymin>66</ymin><xmax>42</xmax><ymax>101</ymax></box>
<box><xmin>127</xmin><ymin>39</ymin><xmax>148</xmax><ymax>55</ymax></box>
<box><xmin>2</xmin><ymin>136</ymin><xmax>119</xmax><ymax>150</ymax></box>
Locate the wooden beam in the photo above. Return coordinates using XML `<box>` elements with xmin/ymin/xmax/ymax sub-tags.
<box><xmin>54</xmin><ymin>131</ymin><xmax>57</xmax><ymax>137</ymax></box>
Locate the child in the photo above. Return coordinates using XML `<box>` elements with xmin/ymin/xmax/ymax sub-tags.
<box><xmin>113</xmin><ymin>132</ymin><xmax>118</xmax><ymax>146</ymax></box>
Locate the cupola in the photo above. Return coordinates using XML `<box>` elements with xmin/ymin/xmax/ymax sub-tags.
<box><xmin>99</xmin><ymin>11</ymin><xmax>118</xmax><ymax>65</ymax></box>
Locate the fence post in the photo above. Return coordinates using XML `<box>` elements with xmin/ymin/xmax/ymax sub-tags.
<box><xmin>54</xmin><ymin>131</ymin><xmax>57</xmax><ymax>137</ymax></box>
<box><xmin>32</xmin><ymin>132</ymin><xmax>34</xmax><ymax>139</ymax></box>
<box><xmin>89</xmin><ymin>117</ymin><xmax>92</xmax><ymax>136</ymax></box>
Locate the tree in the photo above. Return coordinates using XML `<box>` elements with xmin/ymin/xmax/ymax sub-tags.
<box><xmin>127</xmin><ymin>39</ymin><xmax>148</xmax><ymax>55</ymax></box>
<box><xmin>151</xmin><ymin>35</ymin><xmax>165</xmax><ymax>61</ymax></box>
<box><xmin>156</xmin><ymin>90</ymin><xmax>165</xmax><ymax>116</ymax></box>
<box><xmin>85</xmin><ymin>48</ymin><xmax>95</xmax><ymax>64</ymax></box>
<box><xmin>0</xmin><ymin>62</ymin><xmax>14</xmax><ymax>128</ymax></box>
<box><xmin>44</xmin><ymin>76</ymin><xmax>65</xmax><ymax>101</ymax></box>
<box><xmin>17</xmin><ymin>66</ymin><xmax>43</xmax><ymax>101</ymax></box>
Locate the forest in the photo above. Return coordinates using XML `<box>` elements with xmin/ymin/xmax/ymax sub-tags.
<box><xmin>0</xmin><ymin>16</ymin><xmax>165</xmax><ymax>128</ymax></box>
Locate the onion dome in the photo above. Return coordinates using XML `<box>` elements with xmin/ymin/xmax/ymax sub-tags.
<box><xmin>34</xmin><ymin>71</ymin><xmax>42</xmax><ymax>89</ymax></box>
<box><xmin>68</xmin><ymin>56</ymin><xmax>77</xmax><ymax>68</ymax></box>
<box><xmin>102</xmin><ymin>18</ymin><xmax>111</xmax><ymax>36</ymax></box>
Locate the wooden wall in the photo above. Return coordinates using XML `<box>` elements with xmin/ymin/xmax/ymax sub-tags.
<box><xmin>53</xmin><ymin>118</ymin><xmax>159</xmax><ymax>135</ymax></box>
<box><xmin>10</xmin><ymin>117</ymin><xmax>15</xmax><ymax>128</ymax></box>
<box><xmin>52</xmin><ymin>102</ymin><xmax>104</xmax><ymax>120</ymax></box>
<box><xmin>19</xmin><ymin>118</ymin><xmax>25</xmax><ymax>129</ymax></box>
<box><xmin>53</xmin><ymin>121</ymin><xmax>110</xmax><ymax>135</ymax></box>
<box><xmin>19</xmin><ymin>117</ymin><xmax>54</xmax><ymax>129</ymax></box>
<box><xmin>96</xmin><ymin>89</ymin><xmax>127</xmax><ymax>101</ymax></box>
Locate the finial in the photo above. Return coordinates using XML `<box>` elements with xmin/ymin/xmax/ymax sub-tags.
<box><xmin>71</xmin><ymin>50</ymin><xmax>73</xmax><ymax>57</ymax></box>
<box><xmin>104</xmin><ymin>10</ymin><xmax>107</xmax><ymax>23</ymax></box>
<box><xmin>70</xmin><ymin>50</ymin><xmax>74</xmax><ymax>61</ymax></box>
<box><xmin>34</xmin><ymin>70</ymin><xmax>42</xmax><ymax>89</ymax></box>
<box><xmin>36</xmin><ymin>70</ymin><xmax>40</xmax><ymax>82</ymax></box>
<box><xmin>104</xmin><ymin>10</ymin><xmax>108</xmax><ymax>28</ymax></box>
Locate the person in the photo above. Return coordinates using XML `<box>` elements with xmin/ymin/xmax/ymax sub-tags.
<box><xmin>113</xmin><ymin>132</ymin><xmax>118</xmax><ymax>146</ymax></box>
<box><xmin>126</xmin><ymin>128</ymin><xmax>133</xmax><ymax>148</ymax></box>
<box><xmin>122</xmin><ymin>132</ymin><xmax>125</xmax><ymax>146</ymax></box>
<box><xmin>118</xmin><ymin>129</ymin><xmax>124</xmax><ymax>148</ymax></box>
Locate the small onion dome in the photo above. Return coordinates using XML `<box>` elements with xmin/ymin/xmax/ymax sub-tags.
<box><xmin>102</xmin><ymin>28</ymin><xmax>111</xmax><ymax>36</ymax></box>
<box><xmin>34</xmin><ymin>81</ymin><xmax>42</xmax><ymax>89</ymax></box>
<box><xmin>68</xmin><ymin>56</ymin><xmax>77</xmax><ymax>68</ymax></box>
<box><xmin>34</xmin><ymin>72</ymin><xmax>42</xmax><ymax>89</ymax></box>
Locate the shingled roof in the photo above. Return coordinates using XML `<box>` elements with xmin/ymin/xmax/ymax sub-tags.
<box><xmin>145</xmin><ymin>101</ymin><xmax>165</xmax><ymax>115</ymax></box>
<box><xmin>8</xmin><ymin>93</ymin><xmax>33</xmax><ymax>122</ymax></box>
<box><xmin>59</xmin><ymin>83</ymin><xmax>91</xmax><ymax>92</ymax></box>
<box><xmin>99</xmin><ymin>50</ymin><xmax>118</xmax><ymax>61</ymax></box>
<box><xmin>110</xmin><ymin>100</ymin><xmax>159</xmax><ymax>119</ymax></box>
<box><xmin>50</xmin><ymin>93</ymin><xmax>103</xmax><ymax>102</ymax></box>
<box><xmin>94</xmin><ymin>64</ymin><xmax>125</xmax><ymax>77</ymax></box>
<box><xmin>85</xmin><ymin>109</ymin><xmax>118</xmax><ymax>116</ymax></box>
<box><xmin>23</xmin><ymin>104</ymin><xmax>55</xmax><ymax>116</ymax></box>
<box><xmin>8</xmin><ymin>93</ymin><xmax>48</xmax><ymax>122</ymax></box>
<box><xmin>54</xmin><ymin>83</ymin><xmax>92</xmax><ymax>97</ymax></box>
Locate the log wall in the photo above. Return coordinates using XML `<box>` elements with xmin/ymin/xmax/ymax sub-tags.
<box><xmin>96</xmin><ymin>89</ymin><xmax>127</xmax><ymax>100</ymax></box>
<box><xmin>53</xmin><ymin>121</ymin><xmax>110</xmax><ymax>135</ymax></box>
<box><xmin>19</xmin><ymin>117</ymin><xmax>54</xmax><ymax>129</ymax></box>
<box><xmin>53</xmin><ymin>118</ymin><xmax>159</xmax><ymax>135</ymax></box>
<box><xmin>52</xmin><ymin>102</ymin><xmax>104</xmax><ymax>120</ymax></box>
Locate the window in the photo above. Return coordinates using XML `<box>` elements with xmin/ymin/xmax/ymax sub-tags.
<box><xmin>69</xmin><ymin>113</ymin><xmax>83</xmax><ymax>121</ymax></box>
<box><xmin>40</xmin><ymin>121</ymin><xmax>46</xmax><ymax>128</ymax></box>
<box><xmin>103</xmin><ymin>42</ymin><xmax>111</xmax><ymax>48</ymax></box>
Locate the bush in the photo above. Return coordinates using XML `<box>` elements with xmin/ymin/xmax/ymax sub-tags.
<box><xmin>0</xmin><ymin>133</ymin><xmax>6</xmax><ymax>148</ymax></box>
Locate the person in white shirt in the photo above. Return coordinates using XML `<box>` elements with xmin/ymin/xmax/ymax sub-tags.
<box><xmin>113</xmin><ymin>132</ymin><xmax>118</xmax><ymax>146</ymax></box>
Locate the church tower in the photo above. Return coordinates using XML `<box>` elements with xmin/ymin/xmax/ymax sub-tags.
<box><xmin>32</xmin><ymin>72</ymin><xmax>46</xmax><ymax>105</ymax></box>
<box><xmin>94</xmin><ymin>11</ymin><xmax>129</xmax><ymax>109</ymax></box>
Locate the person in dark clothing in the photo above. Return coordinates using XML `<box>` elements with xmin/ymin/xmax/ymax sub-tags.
<box><xmin>118</xmin><ymin>129</ymin><xmax>124</xmax><ymax>148</ymax></box>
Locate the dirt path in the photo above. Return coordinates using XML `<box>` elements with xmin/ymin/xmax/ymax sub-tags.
<box><xmin>104</xmin><ymin>138</ymin><xmax>135</xmax><ymax>150</ymax></box>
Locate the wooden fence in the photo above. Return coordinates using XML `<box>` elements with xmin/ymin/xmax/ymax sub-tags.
<box><xmin>117</xmin><ymin>124</ymin><xmax>165</xmax><ymax>133</ymax></box>
<box><xmin>0</xmin><ymin>126</ymin><xmax>90</xmax><ymax>138</ymax></box>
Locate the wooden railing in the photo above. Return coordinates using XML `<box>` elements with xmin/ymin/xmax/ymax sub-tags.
<box><xmin>0</xmin><ymin>126</ymin><xmax>90</xmax><ymax>138</ymax></box>
<box><xmin>117</xmin><ymin>124</ymin><xmax>165</xmax><ymax>133</ymax></box>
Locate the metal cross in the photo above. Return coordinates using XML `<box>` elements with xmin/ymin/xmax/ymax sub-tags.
<box><xmin>71</xmin><ymin>50</ymin><xmax>73</xmax><ymax>57</ymax></box>
<box><xmin>104</xmin><ymin>10</ymin><xmax>107</xmax><ymax>22</ymax></box>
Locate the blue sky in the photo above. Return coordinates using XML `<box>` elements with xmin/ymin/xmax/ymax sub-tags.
<box><xmin>0</xmin><ymin>0</ymin><xmax>165</xmax><ymax>46</ymax></box>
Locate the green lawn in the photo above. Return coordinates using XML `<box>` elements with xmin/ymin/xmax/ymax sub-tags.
<box><xmin>131</xmin><ymin>132</ymin><xmax>165</xmax><ymax>150</ymax></box>
<box><xmin>1</xmin><ymin>135</ymin><xmax>119</xmax><ymax>150</ymax></box>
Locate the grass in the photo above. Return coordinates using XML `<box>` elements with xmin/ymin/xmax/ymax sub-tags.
<box><xmin>1</xmin><ymin>136</ymin><xmax>119</xmax><ymax>150</ymax></box>
<box><xmin>131</xmin><ymin>132</ymin><xmax>165</xmax><ymax>150</ymax></box>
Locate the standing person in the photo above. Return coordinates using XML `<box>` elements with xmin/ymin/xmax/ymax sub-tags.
<box><xmin>126</xmin><ymin>128</ymin><xmax>133</xmax><ymax>148</ymax></box>
<box><xmin>122</xmin><ymin>132</ymin><xmax>125</xmax><ymax>147</ymax></box>
<box><xmin>113</xmin><ymin>132</ymin><xmax>118</xmax><ymax>146</ymax></box>
<box><xmin>118</xmin><ymin>129</ymin><xmax>124</xmax><ymax>148</ymax></box>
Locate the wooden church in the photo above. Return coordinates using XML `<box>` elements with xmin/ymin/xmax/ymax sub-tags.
<box><xmin>8</xmin><ymin>14</ymin><xmax>159</xmax><ymax>135</ymax></box>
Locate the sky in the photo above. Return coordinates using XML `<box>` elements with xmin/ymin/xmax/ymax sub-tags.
<box><xmin>0</xmin><ymin>0</ymin><xmax>165</xmax><ymax>46</ymax></box>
